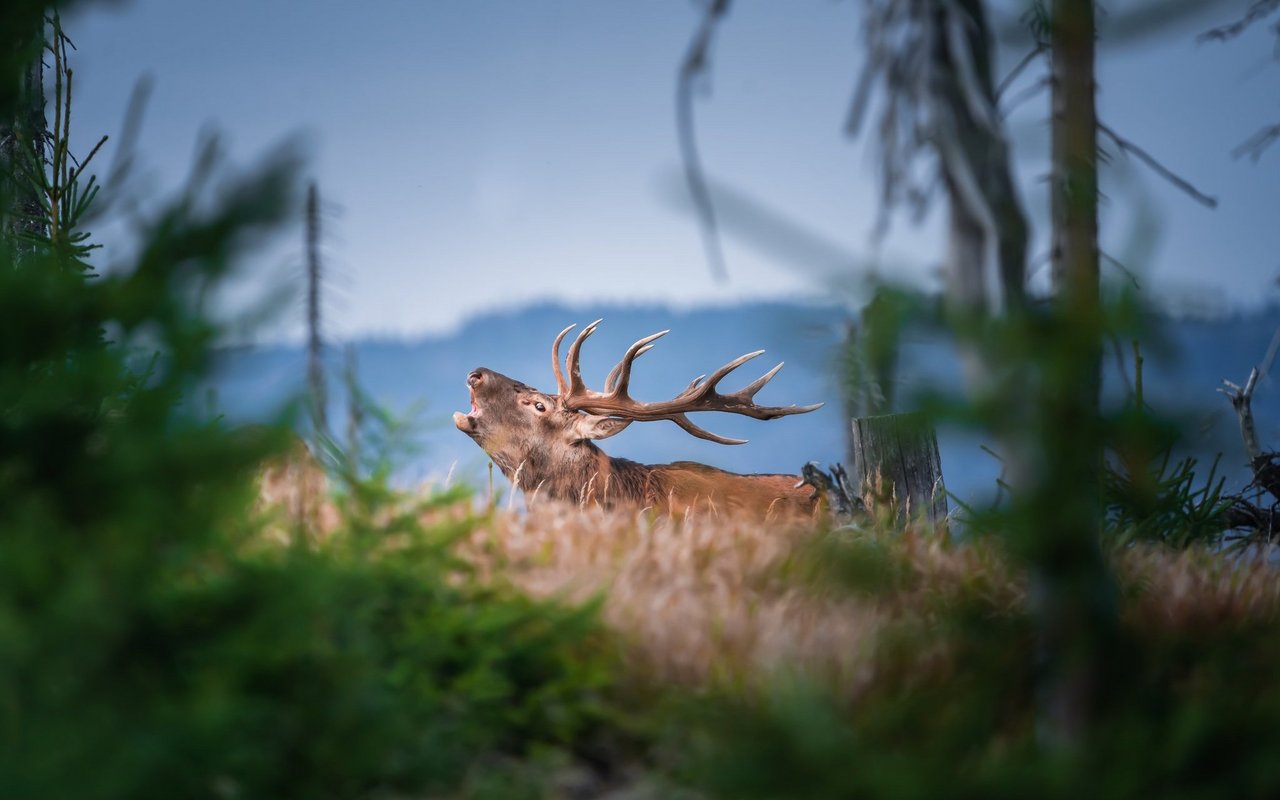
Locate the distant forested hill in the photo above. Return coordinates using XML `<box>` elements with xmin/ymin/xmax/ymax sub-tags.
<box><xmin>208</xmin><ymin>301</ymin><xmax>1280</xmax><ymax>506</ymax></box>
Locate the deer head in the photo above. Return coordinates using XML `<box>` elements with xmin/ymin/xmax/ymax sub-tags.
<box><xmin>454</xmin><ymin>320</ymin><xmax>822</xmax><ymax>508</ymax></box>
<box><xmin>452</xmin><ymin>366</ymin><xmax>630</xmax><ymax>488</ymax></box>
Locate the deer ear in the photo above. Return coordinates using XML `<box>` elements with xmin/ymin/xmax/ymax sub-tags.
<box><xmin>571</xmin><ymin>413</ymin><xmax>631</xmax><ymax>441</ymax></box>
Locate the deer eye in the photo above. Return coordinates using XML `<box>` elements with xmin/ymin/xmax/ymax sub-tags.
<box><xmin>533</xmin><ymin>401</ymin><xmax>546</xmax><ymax>413</ymax></box>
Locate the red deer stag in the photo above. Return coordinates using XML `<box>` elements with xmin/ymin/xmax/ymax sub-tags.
<box><xmin>453</xmin><ymin>320</ymin><xmax>824</xmax><ymax>516</ymax></box>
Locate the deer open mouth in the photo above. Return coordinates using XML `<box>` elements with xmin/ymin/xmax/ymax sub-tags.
<box><xmin>453</xmin><ymin>386</ymin><xmax>481</xmax><ymax>435</ymax></box>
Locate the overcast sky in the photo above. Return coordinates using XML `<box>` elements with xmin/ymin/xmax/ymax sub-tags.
<box><xmin>64</xmin><ymin>0</ymin><xmax>1279</xmax><ymax>342</ymax></box>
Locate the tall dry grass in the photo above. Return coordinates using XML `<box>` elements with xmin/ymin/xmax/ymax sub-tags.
<box><xmin>254</xmin><ymin>451</ymin><xmax>1280</xmax><ymax>699</ymax></box>
<box><xmin>1118</xmin><ymin>544</ymin><xmax>1280</xmax><ymax>632</ymax></box>
<box><xmin>470</xmin><ymin>506</ymin><xmax>886</xmax><ymax>693</ymax></box>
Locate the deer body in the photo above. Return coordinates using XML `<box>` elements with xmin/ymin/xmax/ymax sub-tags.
<box><xmin>454</xmin><ymin>322</ymin><xmax>822</xmax><ymax>516</ymax></box>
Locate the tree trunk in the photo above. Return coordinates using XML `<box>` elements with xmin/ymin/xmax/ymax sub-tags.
<box><xmin>1051</xmin><ymin>2</ymin><xmax>1100</xmax><ymax>312</ymax></box>
<box><xmin>1032</xmin><ymin>0</ymin><xmax>1114</xmax><ymax>745</ymax></box>
<box><xmin>849</xmin><ymin>412</ymin><xmax>948</xmax><ymax>524</ymax></box>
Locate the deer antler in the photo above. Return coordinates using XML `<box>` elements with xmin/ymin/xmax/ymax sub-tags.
<box><xmin>550</xmin><ymin>320</ymin><xmax>822</xmax><ymax>445</ymax></box>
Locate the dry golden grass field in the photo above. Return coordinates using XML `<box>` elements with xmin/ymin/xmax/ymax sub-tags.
<box><xmin>256</xmin><ymin>449</ymin><xmax>1280</xmax><ymax>703</ymax></box>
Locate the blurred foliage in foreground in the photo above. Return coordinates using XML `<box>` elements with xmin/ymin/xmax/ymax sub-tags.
<box><xmin>0</xmin><ymin>11</ymin><xmax>619</xmax><ymax>799</ymax></box>
<box><xmin>689</xmin><ymin>244</ymin><xmax>1279</xmax><ymax>793</ymax></box>
<box><xmin>679</xmin><ymin>288</ymin><xmax>1280</xmax><ymax>798</ymax></box>
<box><xmin>676</xmin><ymin>523</ymin><xmax>1280</xmax><ymax>799</ymax></box>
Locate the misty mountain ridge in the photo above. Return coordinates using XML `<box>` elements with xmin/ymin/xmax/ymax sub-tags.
<box><xmin>209</xmin><ymin>300</ymin><xmax>1280</xmax><ymax>505</ymax></box>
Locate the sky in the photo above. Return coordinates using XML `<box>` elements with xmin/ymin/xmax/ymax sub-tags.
<box><xmin>63</xmin><ymin>0</ymin><xmax>1280</xmax><ymax>343</ymax></box>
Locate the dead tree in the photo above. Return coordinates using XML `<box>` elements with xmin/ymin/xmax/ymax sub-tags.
<box><xmin>841</xmin><ymin>294</ymin><xmax>949</xmax><ymax>523</ymax></box>
<box><xmin>843</xmin><ymin>0</ymin><xmax>1034</xmax><ymax>521</ymax></box>
<box><xmin>850</xmin><ymin>412</ymin><xmax>948</xmax><ymax>522</ymax></box>
<box><xmin>305</xmin><ymin>182</ymin><xmax>327</xmax><ymax>439</ymax></box>
<box><xmin>1219</xmin><ymin>326</ymin><xmax>1280</xmax><ymax>543</ymax></box>
<box><xmin>849</xmin><ymin>0</ymin><xmax>1029</xmax><ymax>315</ymax></box>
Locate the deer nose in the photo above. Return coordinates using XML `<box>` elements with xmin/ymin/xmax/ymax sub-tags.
<box><xmin>467</xmin><ymin>369</ymin><xmax>485</xmax><ymax>387</ymax></box>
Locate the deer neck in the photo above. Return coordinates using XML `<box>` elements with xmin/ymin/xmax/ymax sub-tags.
<box><xmin>506</xmin><ymin>440</ymin><xmax>637</xmax><ymax>506</ymax></box>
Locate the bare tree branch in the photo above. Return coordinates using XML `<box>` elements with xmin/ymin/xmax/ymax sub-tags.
<box><xmin>1001</xmin><ymin>76</ymin><xmax>1049</xmax><ymax>118</ymax></box>
<box><xmin>1260</xmin><ymin>320</ymin><xmax>1280</xmax><ymax>379</ymax></box>
<box><xmin>1199</xmin><ymin>3</ymin><xmax>1280</xmax><ymax>164</ymax></box>
<box><xmin>843</xmin><ymin>42</ymin><xmax>879</xmax><ymax>137</ymax></box>
<box><xmin>979</xmin><ymin>444</ymin><xmax>1009</xmax><ymax>508</ymax></box>
<box><xmin>1232</xmin><ymin>122</ymin><xmax>1280</xmax><ymax>162</ymax></box>
<box><xmin>1101</xmin><ymin>250</ymin><xmax>1142</xmax><ymax>289</ymax></box>
<box><xmin>1099</xmin><ymin>122</ymin><xmax>1219</xmax><ymax>208</ymax></box>
<box><xmin>104</xmin><ymin>75</ymin><xmax>151</xmax><ymax>193</ymax></box>
<box><xmin>1198</xmin><ymin>0</ymin><xmax>1280</xmax><ymax>43</ymax></box>
<box><xmin>677</xmin><ymin>0</ymin><xmax>732</xmax><ymax>283</ymax></box>
<box><xmin>996</xmin><ymin>43</ymin><xmax>1047</xmax><ymax>99</ymax></box>
<box><xmin>944</xmin><ymin>0</ymin><xmax>999</xmax><ymax>132</ymax></box>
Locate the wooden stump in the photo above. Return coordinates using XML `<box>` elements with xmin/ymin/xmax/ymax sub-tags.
<box><xmin>849</xmin><ymin>412</ymin><xmax>948</xmax><ymax>523</ymax></box>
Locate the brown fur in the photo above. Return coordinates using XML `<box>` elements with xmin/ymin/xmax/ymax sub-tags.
<box><xmin>454</xmin><ymin>368</ymin><xmax>819</xmax><ymax>518</ymax></box>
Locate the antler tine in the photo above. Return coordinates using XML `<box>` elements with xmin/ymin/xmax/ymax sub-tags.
<box><xmin>732</xmin><ymin>361</ymin><xmax>785</xmax><ymax>400</ymax></box>
<box><xmin>757</xmin><ymin>401</ymin><xmax>825</xmax><ymax>419</ymax></box>
<box><xmin>702</xmin><ymin>358</ymin><xmax>826</xmax><ymax>418</ymax></box>
<box><xmin>692</xmin><ymin>350</ymin><xmax>765</xmax><ymax>396</ymax></box>
<box><xmin>605</xmin><ymin>344</ymin><xmax>656</xmax><ymax>393</ymax></box>
<box><xmin>684</xmin><ymin>374</ymin><xmax>707</xmax><ymax>393</ymax></box>
<box><xmin>672</xmin><ymin>413</ymin><xmax>749</xmax><ymax>446</ymax></box>
<box><xmin>551</xmin><ymin>323</ymin><xmax>576</xmax><ymax>397</ymax></box>
<box><xmin>604</xmin><ymin>330</ymin><xmax>667</xmax><ymax>395</ymax></box>
<box><xmin>565</xmin><ymin>319</ymin><xmax>603</xmax><ymax>395</ymax></box>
